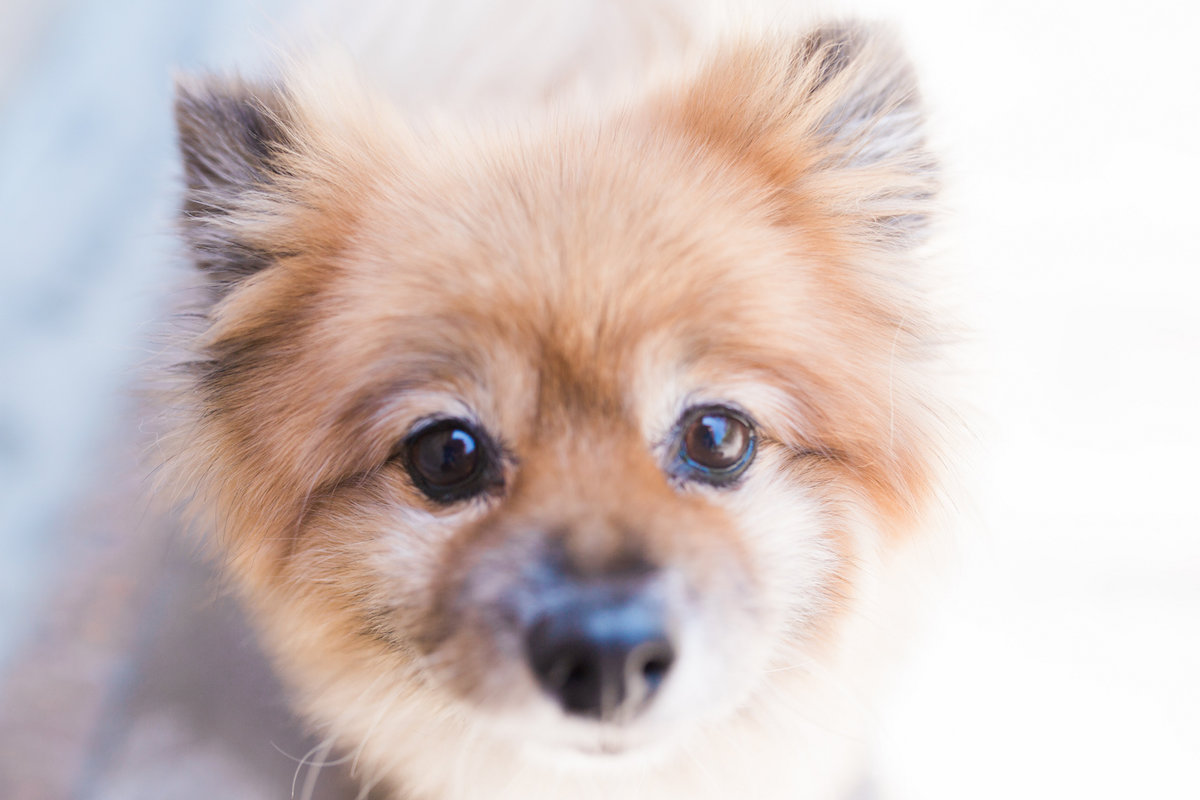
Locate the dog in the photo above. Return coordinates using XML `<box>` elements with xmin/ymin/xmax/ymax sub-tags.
<box><xmin>163</xmin><ymin>11</ymin><xmax>953</xmax><ymax>799</ymax></box>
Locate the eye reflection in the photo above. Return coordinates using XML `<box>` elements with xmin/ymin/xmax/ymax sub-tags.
<box><xmin>676</xmin><ymin>406</ymin><xmax>756</xmax><ymax>484</ymax></box>
<box><xmin>402</xmin><ymin>419</ymin><xmax>496</xmax><ymax>502</ymax></box>
<box><xmin>412</xmin><ymin>426</ymin><xmax>478</xmax><ymax>486</ymax></box>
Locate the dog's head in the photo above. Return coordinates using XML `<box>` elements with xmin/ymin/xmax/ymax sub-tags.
<box><xmin>169</xmin><ymin>23</ymin><xmax>946</xmax><ymax>785</ymax></box>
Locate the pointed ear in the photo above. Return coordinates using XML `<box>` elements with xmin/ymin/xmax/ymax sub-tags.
<box><xmin>174</xmin><ymin>76</ymin><xmax>296</xmax><ymax>289</ymax></box>
<box><xmin>667</xmin><ymin>23</ymin><xmax>937</xmax><ymax>249</ymax></box>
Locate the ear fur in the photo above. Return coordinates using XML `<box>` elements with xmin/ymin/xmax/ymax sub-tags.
<box><xmin>667</xmin><ymin>23</ymin><xmax>937</xmax><ymax>249</ymax></box>
<box><xmin>174</xmin><ymin>77</ymin><xmax>296</xmax><ymax>290</ymax></box>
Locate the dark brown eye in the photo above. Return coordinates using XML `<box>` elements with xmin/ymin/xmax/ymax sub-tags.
<box><xmin>403</xmin><ymin>420</ymin><xmax>494</xmax><ymax>502</ymax></box>
<box><xmin>676</xmin><ymin>406</ymin><xmax>756</xmax><ymax>484</ymax></box>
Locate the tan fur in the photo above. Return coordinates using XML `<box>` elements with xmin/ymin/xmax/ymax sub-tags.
<box><xmin>161</xmin><ymin>19</ymin><xmax>954</xmax><ymax>800</ymax></box>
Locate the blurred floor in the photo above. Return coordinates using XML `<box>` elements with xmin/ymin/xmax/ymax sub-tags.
<box><xmin>0</xmin><ymin>1</ymin><xmax>365</xmax><ymax>797</ymax></box>
<box><xmin>0</xmin><ymin>426</ymin><xmax>364</xmax><ymax>799</ymax></box>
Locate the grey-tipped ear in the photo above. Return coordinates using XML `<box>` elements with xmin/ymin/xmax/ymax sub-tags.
<box><xmin>669</xmin><ymin>22</ymin><xmax>937</xmax><ymax>249</ymax></box>
<box><xmin>174</xmin><ymin>76</ymin><xmax>293</xmax><ymax>287</ymax></box>
<box><xmin>804</xmin><ymin>24</ymin><xmax>938</xmax><ymax>246</ymax></box>
<box><xmin>801</xmin><ymin>24</ymin><xmax>931</xmax><ymax>170</ymax></box>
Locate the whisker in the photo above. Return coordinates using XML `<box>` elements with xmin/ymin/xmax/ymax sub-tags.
<box><xmin>298</xmin><ymin>738</ymin><xmax>337</xmax><ymax>800</ymax></box>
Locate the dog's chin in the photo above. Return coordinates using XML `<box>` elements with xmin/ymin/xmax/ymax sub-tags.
<box><xmin>518</xmin><ymin>728</ymin><xmax>677</xmax><ymax>773</ymax></box>
<box><xmin>469</xmin><ymin>697</ymin><xmax>689</xmax><ymax>773</ymax></box>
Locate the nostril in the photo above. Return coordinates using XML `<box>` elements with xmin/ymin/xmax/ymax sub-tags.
<box><xmin>562</xmin><ymin>661</ymin><xmax>593</xmax><ymax>695</ymax></box>
<box><xmin>563</xmin><ymin>660</ymin><xmax>591</xmax><ymax>690</ymax></box>
<box><xmin>528</xmin><ymin>627</ymin><xmax>607</xmax><ymax>717</ymax></box>
<box><xmin>634</xmin><ymin>642</ymin><xmax>675</xmax><ymax>693</ymax></box>
<box><xmin>547</xmin><ymin>644</ymin><xmax>604</xmax><ymax>716</ymax></box>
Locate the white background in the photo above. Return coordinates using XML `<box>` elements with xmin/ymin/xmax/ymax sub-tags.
<box><xmin>858</xmin><ymin>1</ymin><xmax>1200</xmax><ymax>797</ymax></box>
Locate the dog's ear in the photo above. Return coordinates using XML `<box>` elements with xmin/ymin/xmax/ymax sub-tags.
<box><xmin>175</xmin><ymin>77</ymin><xmax>292</xmax><ymax>203</ymax></box>
<box><xmin>174</xmin><ymin>76</ymin><xmax>300</xmax><ymax>292</ymax></box>
<box><xmin>666</xmin><ymin>23</ymin><xmax>937</xmax><ymax>249</ymax></box>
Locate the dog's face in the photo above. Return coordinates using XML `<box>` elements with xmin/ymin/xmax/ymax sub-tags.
<box><xmin>170</xmin><ymin>24</ymin><xmax>945</xmax><ymax>790</ymax></box>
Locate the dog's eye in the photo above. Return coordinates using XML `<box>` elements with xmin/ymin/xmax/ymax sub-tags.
<box><xmin>675</xmin><ymin>406</ymin><xmax>756</xmax><ymax>485</ymax></box>
<box><xmin>403</xmin><ymin>420</ymin><xmax>494</xmax><ymax>502</ymax></box>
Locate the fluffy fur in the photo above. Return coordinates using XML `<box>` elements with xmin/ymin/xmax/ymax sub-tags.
<box><xmin>162</xmin><ymin>15</ymin><xmax>953</xmax><ymax>800</ymax></box>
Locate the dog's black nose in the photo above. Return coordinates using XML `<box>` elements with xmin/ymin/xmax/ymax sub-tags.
<box><xmin>525</xmin><ymin>583</ymin><xmax>675</xmax><ymax>720</ymax></box>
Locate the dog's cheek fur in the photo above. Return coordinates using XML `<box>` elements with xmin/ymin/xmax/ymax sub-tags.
<box><xmin>249</xmin><ymin>458</ymin><xmax>868</xmax><ymax>799</ymax></box>
<box><xmin>222</xmin><ymin>452</ymin><xmax>857</xmax><ymax>797</ymax></box>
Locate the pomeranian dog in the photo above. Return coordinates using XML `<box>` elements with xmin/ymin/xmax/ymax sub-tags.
<box><xmin>163</xmin><ymin>6</ymin><xmax>952</xmax><ymax>799</ymax></box>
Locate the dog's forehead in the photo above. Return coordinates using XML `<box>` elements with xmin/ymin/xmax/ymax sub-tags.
<box><xmin>328</xmin><ymin>135</ymin><xmax>808</xmax><ymax>425</ymax></box>
<box><xmin>361</xmin><ymin>135</ymin><xmax>795</xmax><ymax>330</ymax></box>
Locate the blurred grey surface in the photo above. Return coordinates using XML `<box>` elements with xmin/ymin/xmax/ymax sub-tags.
<box><xmin>0</xmin><ymin>1</ymin><xmax>362</xmax><ymax>797</ymax></box>
<box><xmin>0</xmin><ymin>0</ymin><xmax>273</xmax><ymax>665</ymax></box>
